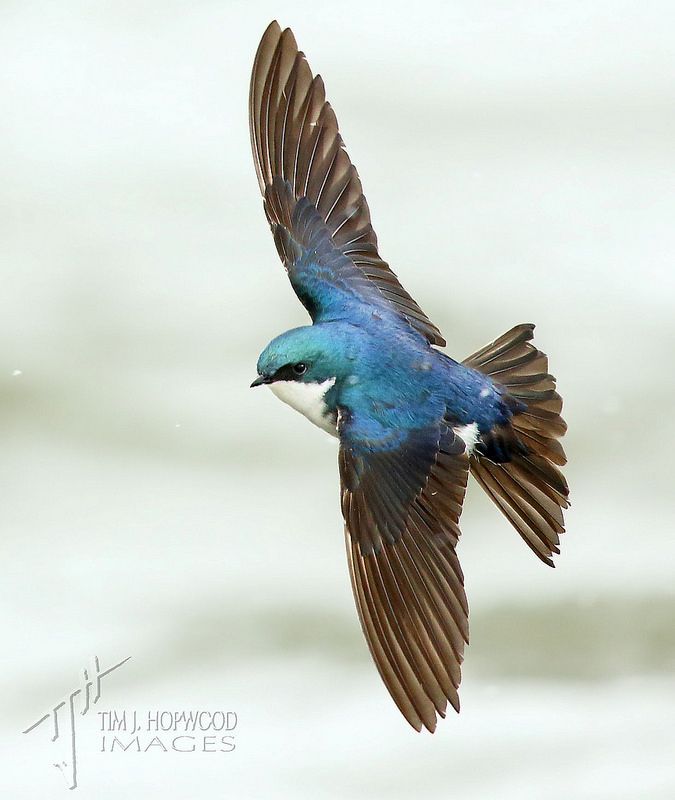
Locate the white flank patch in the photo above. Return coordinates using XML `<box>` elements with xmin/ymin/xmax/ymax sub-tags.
<box><xmin>453</xmin><ymin>422</ymin><xmax>480</xmax><ymax>454</ymax></box>
<box><xmin>269</xmin><ymin>378</ymin><xmax>338</xmax><ymax>437</ymax></box>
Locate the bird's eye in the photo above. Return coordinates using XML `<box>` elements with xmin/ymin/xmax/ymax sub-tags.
<box><xmin>293</xmin><ymin>362</ymin><xmax>307</xmax><ymax>376</ymax></box>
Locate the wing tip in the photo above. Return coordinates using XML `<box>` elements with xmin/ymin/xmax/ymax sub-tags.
<box><xmin>263</xmin><ymin>19</ymin><xmax>281</xmax><ymax>35</ymax></box>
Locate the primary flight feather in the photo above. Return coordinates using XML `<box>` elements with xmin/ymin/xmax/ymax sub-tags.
<box><xmin>248</xmin><ymin>20</ymin><xmax>569</xmax><ymax>732</ymax></box>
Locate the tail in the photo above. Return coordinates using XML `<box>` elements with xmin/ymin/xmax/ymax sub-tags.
<box><xmin>463</xmin><ymin>324</ymin><xmax>569</xmax><ymax>567</ymax></box>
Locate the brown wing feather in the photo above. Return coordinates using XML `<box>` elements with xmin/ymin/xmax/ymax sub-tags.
<box><xmin>339</xmin><ymin>419</ymin><xmax>469</xmax><ymax>732</ymax></box>
<box><xmin>249</xmin><ymin>21</ymin><xmax>445</xmax><ymax>346</ymax></box>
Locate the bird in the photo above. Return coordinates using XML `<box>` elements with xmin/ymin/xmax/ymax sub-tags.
<box><xmin>248</xmin><ymin>20</ymin><xmax>569</xmax><ymax>733</ymax></box>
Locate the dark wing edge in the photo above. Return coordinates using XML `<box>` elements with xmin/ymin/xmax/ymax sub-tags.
<box><xmin>338</xmin><ymin>415</ymin><xmax>470</xmax><ymax>732</ymax></box>
<box><xmin>249</xmin><ymin>21</ymin><xmax>446</xmax><ymax>346</ymax></box>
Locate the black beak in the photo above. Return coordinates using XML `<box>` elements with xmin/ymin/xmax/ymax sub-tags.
<box><xmin>250</xmin><ymin>375</ymin><xmax>269</xmax><ymax>388</ymax></box>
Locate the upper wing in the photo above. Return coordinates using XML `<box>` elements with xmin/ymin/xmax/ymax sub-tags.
<box><xmin>249</xmin><ymin>21</ymin><xmax>445</xmax><ymax>346</ymax></box>
<box><xmin>338</xmin><ymin>411</ymin><xmax>470</xmax><ymax>732</ymax></box>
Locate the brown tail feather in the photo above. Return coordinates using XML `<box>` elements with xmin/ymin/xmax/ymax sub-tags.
<box><xmin>463</xmin><ymin>324</ymin><xmax>569</xmax><ymax>566</ymax></box>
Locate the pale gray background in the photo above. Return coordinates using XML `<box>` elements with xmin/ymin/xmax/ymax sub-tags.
<box><xmin>2</xmin><ymin>1</ymin><xmax>674</xmax><ymax>798</ymax></box>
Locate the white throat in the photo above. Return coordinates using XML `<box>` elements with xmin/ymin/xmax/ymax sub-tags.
<box><xmin>268</xmin><ymin>377</ymin><xmax>338</xmax><ymax>437</ymax></box>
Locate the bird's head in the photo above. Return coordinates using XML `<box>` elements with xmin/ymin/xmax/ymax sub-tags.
<box><xmin>251</xmin><ymin>325</ymin><xmax>354</xmax><ymax>389</ymax></box>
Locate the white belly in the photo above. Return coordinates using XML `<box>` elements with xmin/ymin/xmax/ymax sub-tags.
<box><xmin>269</xmin><ymin>378</ymin><xmax>338</xmax><ymax>437</ymax></box>
<box><xmin>453</xmin><ymin>422</ymin><xmax>480</xmax><ymax>454</ymax></box>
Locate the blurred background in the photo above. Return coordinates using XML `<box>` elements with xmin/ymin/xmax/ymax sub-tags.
<box><xmin>2</xmin><ymin>1</ymin><xmax>674</xmax><ymax>797</ymax></box>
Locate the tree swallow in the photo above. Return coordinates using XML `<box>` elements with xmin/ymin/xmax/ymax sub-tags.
<box><xmin>249</xmin><ymin>21</ymin><xmax>569</xmax><ymax>732</ymax></box>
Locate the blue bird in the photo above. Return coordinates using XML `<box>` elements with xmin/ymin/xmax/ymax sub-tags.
<box><xmin>249</xmin><ymin>21</ymin><xmax>569</xmax><ymax>732</ymax></box>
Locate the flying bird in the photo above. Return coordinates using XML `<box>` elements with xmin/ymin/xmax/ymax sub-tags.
<box><xmin>248</xmin><ymin>21</ymin><xmax>569</xmax><ymax>732</ymax></box>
